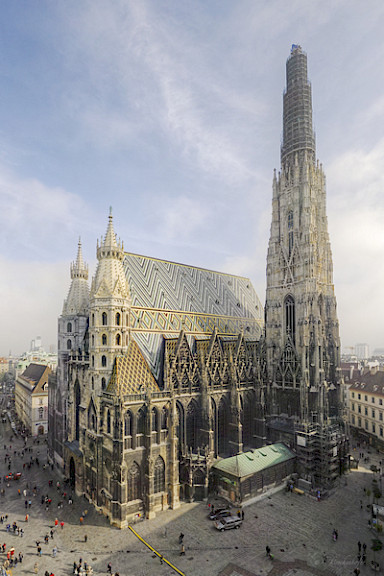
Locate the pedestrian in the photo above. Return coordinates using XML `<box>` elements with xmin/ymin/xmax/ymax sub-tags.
<box><xmin>52</xmin><ymin>546</ymin><xmax>57</xmax><ymax>557</ymax></box>
<box><xmin>180</xmin><ymin>543</ymin><xmax>185</xmax><ymax>556</ymax></box>
<box><xmin>178</xmin><ymin>533</ymin><xmax>184</xmax><ymax>544</ymax></box>
<box><xmin>80</xmin><ymin>516</ymin><xmax>84</xmax><ymax>525</ymax></box>
<box><xmin>18</xmin><ymin>552</ymin><xmax>23</xmax><ymax>563</ymax></box>
<box><xmin>55</xmin><ymin>518</ymin><xmax>58</xmax><ymax>526</ymax></box>
<box><xmin>84</xmin><ymin>534</ymin><xmax>87</xmax><ymax>543</ymax></box>
<box><xmin>34</xmin><ymin>561</ymin><xmax>38</xmax><ymax>574</ymax></box>
<box><xmin>241</xmin><ymin>509</ymin><xmax>244</xmax><ymax>520</ymax></box>
<box><xmin>266</xmin><ymin>545</ymin><xmax>271</xmax><ymax>558</ymax></box>
<box><xmin>60</xmin><ymin>521</ymin><xmax>64</xmax><ymax>529</ymax></box>
<box><xmin>363</xmin><ymin>543</ymin><xmax>367</xmax><ymax>553</ymax></box>
<box><xmin>358</xmin><ymin>541</ymin><xmax>361</xmax><ymax>552</ymax></box>
<box><xmin>25</xmin><ymin>513</ymin><xmax>29</xmax><ymax>522</ymax></box>
<box><xmin>362</xmin><ymin>554</ymin><xmax>366</xmax><ymax>565</ymax></box>
<box><xmin>107</xmin><ymin>562</ymin><xmax>112</xmax><ymax>573</ymax></box>
<box><xmin>38</xmin><ymin>546</ymin><xmax>42</xmax><ymax>556</ymax></box>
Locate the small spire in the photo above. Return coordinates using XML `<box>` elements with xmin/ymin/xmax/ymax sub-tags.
<box><xmin>97</xmin><ymin>209</ymin><xmax>124</xmax><ymax>262</ymax></box>
<box><xmin>71</xmin><ymin>238</ymin><xmax>88</xmax><ymax>280</ymax></box>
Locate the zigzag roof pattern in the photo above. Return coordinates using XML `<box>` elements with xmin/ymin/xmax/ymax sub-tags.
<box><xmin>124</xmin><ymin>252</ymin><xmax>263</xmax><ymax>322</ymax></box>
<box><xmin>123</xmin><ymin>252</ymin><xmax>264</xmax><ymax>380</ymax></box>
<box><xmin>106</xmin><ymin>340</ymin><xmax>160</xmax><ymax>396</ymax></box>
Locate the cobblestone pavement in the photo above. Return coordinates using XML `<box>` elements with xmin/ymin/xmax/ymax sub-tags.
<box><xmin>0</xmin><ymin>413</ymin><xmax>382</xmax><ymax>576</ymax></box>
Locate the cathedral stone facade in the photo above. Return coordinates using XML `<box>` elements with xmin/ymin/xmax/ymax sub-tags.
<box><xmin>48</xmin><ymin>46</ymin><xmax>346</xmax><ymax>527</ymax></box>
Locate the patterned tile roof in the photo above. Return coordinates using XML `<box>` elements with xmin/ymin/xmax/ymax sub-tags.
<box><xmin>106</xmin><ymin>340</ymin><xmax>160</xmax><ymax>396</ymax></box>
<box><xmin>212</xmin><ymin>442</ymin><xmax>295</xmax><ymax>479</ymax></box>
<box><xmin>123</xmin><ymin>252</ymin><xmax>264</xmax><ymax>379</ymax></box>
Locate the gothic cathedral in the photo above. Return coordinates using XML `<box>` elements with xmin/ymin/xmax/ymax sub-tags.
<box><xmin>48</xmin><ymin>46</ymin><xmax>346</xmax><ymax>527</ymax></box>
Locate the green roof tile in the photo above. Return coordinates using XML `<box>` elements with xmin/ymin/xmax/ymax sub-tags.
<box><xmin>212</xmin><ymin>443</ymin><xmax>295</xmax><ymax>479</ymax></box>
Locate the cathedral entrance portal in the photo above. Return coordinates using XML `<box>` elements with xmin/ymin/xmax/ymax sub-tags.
<box><xmin>69</xmin><ymin>457</ymin><xmax>76</xmax><ymax>489</ymax></box>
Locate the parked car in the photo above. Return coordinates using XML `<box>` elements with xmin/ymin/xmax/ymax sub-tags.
<box><xmin>215</xmin><ymin>515</ymin><xmax>243</xmax><ymax>531</ymax></box>
<box><xmin>208</xmin><ymin>507</ymin><xmax>230</xmax><ymax>520</ymax></box>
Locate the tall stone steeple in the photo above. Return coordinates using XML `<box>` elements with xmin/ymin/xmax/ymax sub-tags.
<box><xmin>265</xmin><ymin>45</ymin><xmax>341</xmax><ymax>423</ymax></box>
<box><xmin>89</xmin><ymin>209</ymin><xmax>131</xmax><ymax>396</ymax></box>
<box><xmin>62</xmin><ymin>239</ymin><xmax>89</xmax><ymax>317</ymax></box>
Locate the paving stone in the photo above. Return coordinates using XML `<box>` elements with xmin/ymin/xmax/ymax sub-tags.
<box><xmin>0</xmin><ymin>418</ymin><xmax>381</xmax><ymax>576</ymax></box>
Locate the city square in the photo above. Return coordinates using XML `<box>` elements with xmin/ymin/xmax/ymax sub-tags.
<box><xmin>0</xmin><ymin>413</ymin><xmax>381</xmax><ymax>576</ymax></box>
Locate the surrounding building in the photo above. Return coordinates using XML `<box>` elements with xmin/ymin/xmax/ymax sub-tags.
<box><xmin>211</xmin><ymin>442</ymin><xmax>296</xmax><ymax>504</ymax></box>
<box><xmin>355</xmin><ymin>343</ymin><xmax>369</xmax><ymax>360</ymax></box>
<box><xmin>15</xmin><ymin>363</ymin><xmax>51</xmax><ymax>436</ymax></box>
<box><xmin>48</xmin><ymin>45</ymin><xmax>346</xmax><ymax>527</ymax></box>
<box><xmin>348</xmin><ymin>368</ymin><xmax>384</xmax><ymax>449</ymax></box>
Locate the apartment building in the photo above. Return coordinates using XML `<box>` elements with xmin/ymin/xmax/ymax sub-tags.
<box><xmin>349</xmin><ymin>369</ymin><xmax>384</xmax><ymax>449</ymax></box>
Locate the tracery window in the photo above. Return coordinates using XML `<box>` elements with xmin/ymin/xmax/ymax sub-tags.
<box><xmin>137</xmin><ymin>407</ymin><xmax>145</xmax><ymax>435</ymax></box>
<box><xmin>124</xmin><ymin>411</ymin><xmax>132</xmax><ymax>436</ymax></box>
<box><xmin>288</xmin><ymin>210</ymin><xmax>294</xmax><ymax>256</ymax></box>
<box><xmin>102</xmin><ymin>312</ymin><xmax>107</xmax><ymax>326</ymax></box>
<box><xmin>127</xmin><ymin>463</ymin><xmax>141</xmax><ymax>501</ymax></box>
<box><xmin>161</xmin><ymin>407</ymin><xmax>167</xmax><ymax>430</ymax></box>
<box><xmin>154</xmin><ymin>456</ymin><xmax>165</xmax><ymax>493</ymax></box>
<box><xmin>151</xmin><ymin>408</ymin><xmax>158</xmax><ymax>432</ymax></box>
<box><xmin>285</xmin><ymin>295</ymin><xmax>295</xmax><ymax>342</ymax></box>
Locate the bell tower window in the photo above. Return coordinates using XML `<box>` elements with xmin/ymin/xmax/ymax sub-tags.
<box><xmin>288</xmin><ymin>210</ymin><xmax>294</xmax><ymax>256</ymax></box>
<box><xmin>102</xmin><ymin>312</ymin><xmax>107</xmax><ymax>326</ymax></box>
<box><xmin>285</xmin><ymin>295</ymin><xmax>295</xmax><ymax>342</ymax></box>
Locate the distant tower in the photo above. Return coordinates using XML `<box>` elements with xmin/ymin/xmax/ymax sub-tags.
<box><xmin>265</xmin><ymin>45</ymin><xmax>341</xmax><ymax>424</ymax></box>
<box><xmin>48</xmin><ymin>239</ymin><xmax>89</xmax><ymax>465</ymax></box>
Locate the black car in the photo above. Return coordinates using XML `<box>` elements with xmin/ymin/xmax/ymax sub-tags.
<box><xmin>208</xmin><ymin>507</ymin><xmax>231</xmax><ymax>520</ymax></box>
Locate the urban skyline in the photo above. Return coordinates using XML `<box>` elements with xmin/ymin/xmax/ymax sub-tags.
<box><xmin>1</xmin><ymin>1</ymin><xmax>384</xmax><ymax>356</ymax></box>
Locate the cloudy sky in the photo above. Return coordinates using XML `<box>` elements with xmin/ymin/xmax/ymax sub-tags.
<box><xmin>1</xmin><ymin>0</ymin><xmax>384</xmax><ymax>357</ymax></box>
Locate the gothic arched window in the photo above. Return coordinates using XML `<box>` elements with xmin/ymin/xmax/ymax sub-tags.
<box><xmin>101</xmin><ymin>355</ymin><xmax>107</xmax><ymax>367</ymax></box>
<box><xmin>116</xmin><ymin>312</ymin><xmax>121</xmax><ymax>326</ymax></box>
<box><xmin>101</xmin><ymin>377</ymin><xmax>106</xmax><ymax>390</ymax></box>
<box><xmin>116</xmin><ymin>334</ymin><xmax>121</xmax><ymax>346</ymax></box>
<box><xmin>74</xmin><ymin>381</ymin><xmax>81</xmax><ymax>441</ymax></box>
<box><xmin>67</xmin><ymin>339</ymin><xmax>72</xmax><ymax>350</ymax></box>
<box><xmin>127</xmin><ymin>463</ymin><xmax>141</xmax><ymax>502</ymax></box>
<box><xmin>288</xmin><ymin>210</ymin><xmax>294</xmax><ymax>256</ymax></box>
<box><xmin>161</xmin><ymin>407</ymin><xmax>167</xmax><ymax>430</ymax></box>
<box><xmin>137</xmin><ymin>407</ymin><xmax>145</xmax><ymax>435</ymax></box>
<box><xmin>151</xmin><ymin>408</ymin><xmax>158</xmax><ymax>432</ymax></box>
<box><xmin>67</xmin><ymin>322</ymin><xmax>72</xmax><ymax>332</ymax></box>
<box><xmin>285</xmin><ymin>295</ymin><xmax>296</xmax><ymax>342</ymax></box>
<box><xmin>124</xmin><ymin>411</ymin><xmax>132</xmax><ymax>436</ymax></box>
<box><xmin>107</xmin><ymin>410</ymin><xmax>111</xmax><ymax>434</ymax></box>
<box><xmin>186</xmin><ymin>400</ymin><xmax>199</xmax><ymax>452</ymax></box>
<box><xmin>154</xmin><ymin>456</ymin><xmax>165</xmax><ymax>493</ymax></box>
<box><xmin>102</xmin><ymin>312</ymin><xmax>107</xmax><ymax>326</ymax></box>
<box><xmin>102</xmin><ymin>334</ymin><xmax>107</xmax><ymax>346</ymax></box>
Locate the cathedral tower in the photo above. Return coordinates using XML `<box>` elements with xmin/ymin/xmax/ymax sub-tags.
<box><xmin>48</xmin><ymin>239</ymin><xmax>89</xmax><ymax>466</ymax></box>
<box><xmin>88</xmin><ymin>209</ymin><xmax>131</xmax><ymax>397</ymax></box>
<box><xmin>265</xmin><ymin>45</ymin><xmax>341</xmax><ymax>424</ymax></box>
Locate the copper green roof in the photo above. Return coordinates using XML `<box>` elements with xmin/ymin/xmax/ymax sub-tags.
<box><xmin>212</xmin><ymin>443</ymin><xmax>295</xmax><ymax>479</ymax></box>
